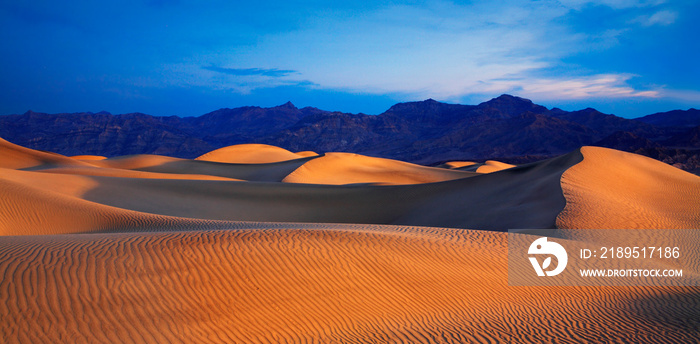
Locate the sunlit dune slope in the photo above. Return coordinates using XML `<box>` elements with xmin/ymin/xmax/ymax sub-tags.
<box><xmin>558</xmin><ymin>146</ymin><xmax>700</xmax><ymax>229</ymax></box>
<box><xmin>196</xmin><ymin>143</ymin><xmax>315</xmax><ymax>163</ymax></box>
<box><xmin>283</xmin><ymin>152</ymin><xmax>477</xmax><ymax>185</ymax></box>
<box><xmin>1</xmin><ymin>226</ymin><xmax>697</xmax><ymax>343</ymax></box>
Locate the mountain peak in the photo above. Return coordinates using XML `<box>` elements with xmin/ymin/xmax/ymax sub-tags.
<box><xmin>385</xmin><ymin>99</ymin><xmax>447</xmax><ymax>111</ymax></box>
<box><xmin>495</xmin><ymin>94</ymin><xmax>532</xmax><ymax>102</ymax></box>
<box><xmin>276</xmin><ymin>101</ymin><xmax>297</xmax><ymax>110</ymax></box>
<box><xmin>478</xmin><ymin>94</ymin><xmax>548</xmax><ymax>116</ymax></box>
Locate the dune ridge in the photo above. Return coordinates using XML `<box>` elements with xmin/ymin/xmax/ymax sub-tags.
<box><xmin>558</xmin><ymin>146</ymin><xmax>700</xmax><ymax>229</ymax></box>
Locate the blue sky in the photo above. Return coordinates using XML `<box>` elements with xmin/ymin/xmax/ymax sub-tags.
<box><xmin>1</xmin><ymin>0</ymin><xmax>698</xmax><ymax>117</ymax></box>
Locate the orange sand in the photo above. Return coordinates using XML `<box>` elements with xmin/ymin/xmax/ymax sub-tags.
<box><xmin>1</xmin><ymin>138</ymin><xmax>698</xmax><ymax>343</ymax></box>
<box><xmin>1</xmin><ymin>226</ymin><xmax>697</xmax><ymax>343</ymax></box>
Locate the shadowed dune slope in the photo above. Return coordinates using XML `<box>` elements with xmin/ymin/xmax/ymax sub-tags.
<box><xmin>283</xmin><ymin>152</ymin><xmax>478</xmax><ymax>185</ymax></box>
<box><xmin>0</xmin><ymin>167</ymin><xmax>269</xmax><ymax>235</ymax></box>
<box><xmin>12</xmin><ymin>152</ymin><xmax>581</xmax><ymax>233</ymax></box>
<box><xmin>1</xmin><ymin>226</ymin><xmax>697</xmax><ymax>343</ymax></box>
<box><xmin>90</xmin><ymin>154</ymin><xmax>318</xmax><ymax>182</ymax></box>
<box><xmin>196</xmin><ymin>143</ymin><xmax>316</xmax><ymax>164</ymax></box>
<box><xmin>31</xmin><ymin>165</ymin><xmax>242</xmax><ymax>181</ymax></box>
<box><xmin>438</xmin><ymin>161</ymin><xmax>478</xmax><ymax>169</ymax></box>
<box><xmin>558</xmin><ymin>146</ymin><xmax>700</xmax><ymax>229</ymax></box>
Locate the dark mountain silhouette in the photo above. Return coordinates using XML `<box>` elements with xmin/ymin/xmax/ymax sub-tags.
<box><xmin>635</xmin><ymin>109</ymin><xmax>700</xmax><ymax>128</ymax></box>
<box><xmin>663</xmin><ymin>125</ymin><xmax>700</xmax><ymax>148</ymax></box>
<box><xmin>594</xmin><ymin>131</ymin><xmax>662</xmax><ymax>152</ymax></box>
<box><xmin>550</xmin><ymin>107</ymin><xmax>663</xmax><ymax>139</ymax></box>
<box><xmin>1</xmin><ymin>95</ymin><xmax>699</xmax><ymax>172</ymax></box>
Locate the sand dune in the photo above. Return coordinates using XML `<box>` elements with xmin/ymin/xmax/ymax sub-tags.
<box><xmin>283</xmin><ymin>152</ymin><xmax>477</xmax><ymax>185</ymax></box>
<box><xmin>438</xmin><ymin>161</ymin><xmax>478</xmax><ymax>169</ymax></box>
<box><xmin>3</xmin><ymin>140</ymin><xmax>699</xmax><ymax>234</ymax></box>
<box><xmin>0</xmin><ymin>138</ymin><xmax>90</xmax><ymax>169</ymax></box>
<box><xmin>196</xmin><ymin>143</ymin><xmax>316</xmax><ymax>163</ymax></box>
<box><xmin>0</xmin><ymin>140</ymin><xmax>580</xmax><ymax>234</ymax></box>
<box><xmin>295</xmin><ymin>150</ymin><xmax>319</xmax><ymax>157</ymax></box>
<box><xmin>1</xmin><ymin>226</ymin><xmax>697</xmax><ymax>343</ymax></box>
<box><xmin>476</xmin><ymin>160</ymin><xmax>516</xmax><ymax>173</ymax></box>
<box><xmin>557</xmin><ymin>146</ymin><xmax>700</xmax><ymax>229</ymax></box>
<box><xmin>438</xmin><ymin>160</ymin><xmax>515</xmax><ymax>174</ymax></box>
<box><xmin>1</xmin><ymin>139</ymin><xmax>699</xmax><ymax>342</ymax></box>
<box><xmin>69</xmin><ymin>154</ymin><xmax>107</xmax><ymax>161</ymax></box>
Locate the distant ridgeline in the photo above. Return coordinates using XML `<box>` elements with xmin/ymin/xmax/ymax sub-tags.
<box><xmin>2</xmin><ymin>95</ymin><xmax>699</xmax><ymax>173</ymax></box>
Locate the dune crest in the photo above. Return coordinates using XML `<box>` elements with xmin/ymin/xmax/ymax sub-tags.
<box><xmin>557</xmin><ymin>146</ymin><xmax>700</xmax><ymax>229</ymax></box>
<box><xmin>196</xmin><ymin>144</ymin><xmax>315</xmax><ymax>164</ymax></box>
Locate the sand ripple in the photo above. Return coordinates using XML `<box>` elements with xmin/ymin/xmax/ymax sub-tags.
<box><xmin>1</xmin><ymin>226</ymin><xmax>697</xmax><ymax>343</ymax></box>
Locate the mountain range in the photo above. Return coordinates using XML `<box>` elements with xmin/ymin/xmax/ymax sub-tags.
<box><xmin>1</xmin><ymin>94</ymin><xmax>699</xmax><ymax>172</ymax></box>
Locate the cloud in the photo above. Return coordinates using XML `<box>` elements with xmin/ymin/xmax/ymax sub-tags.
<box><xmin>657</xmin><ymin>89</ymin><xmax>700</xmax><ymax>102</ymax></box>
<box><xmin>201</xmin><ymin>66</ymin><xmax>298</xmax><ymax>78</ymax></box>
<box><xmin>632</xmin><ymin>10</ymin><xmax>678</xmax><ymax>26</ymax></box>
<box><xmin>159</xmin><ymin>63</ymin><xmax>310</xmax><ymax>95</ymax></box>
<box><xmin>484</xmin><ymin>74</ymin><xmax>660</xmax><ymax>100</ymax></box>
<box><xmin>165</xmin><ymin>0</ymin><xmax>666</xmax><ymax>103</ymax></box>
